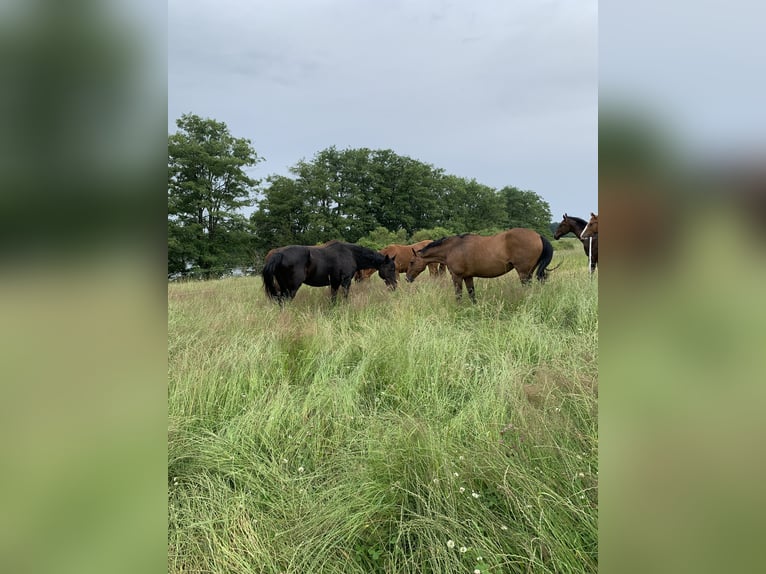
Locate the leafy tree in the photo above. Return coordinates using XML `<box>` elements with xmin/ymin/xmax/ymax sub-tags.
<box><xmin>251</xmin><ymin>175</ymin><xmax>312</xmax><ymax>249</ymax></box>
<box><xmin>356</xmin><ymin>226</ymin><xmax>408</xmax><ymax>250</ymax></box>
<box><xmin>253</xmin><ymin>147</ymin><xmax>447</xmax><ymax>247</ymax></box>
<box><xmin>410</xmin><ymin>227</ymin><xmax>453</xmax><ymax>242</ymax></box>
<box><xmin>497</xmin><ymin>186</ymin><xmax>553</xmax><ymax>237</ymax></box>
<box><xmin>168</xmin><ymin>113</ymin><xmax>262</xmax><ymax>274</ymax></box>
<box><xmin>438</xmin><ymin>176</ymin><xmax>504</xmax><ymax>233</ymax></box>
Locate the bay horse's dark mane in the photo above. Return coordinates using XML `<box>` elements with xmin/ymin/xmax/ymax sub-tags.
<box><xmin>421</xmin><ymin>233</ymin><xmax>474</xmax><ymax>253</ymax></box>
<box><xmin>566</xmin><ymin>216</ymin><xmax>588</xmax><ymax>228</ymax></box>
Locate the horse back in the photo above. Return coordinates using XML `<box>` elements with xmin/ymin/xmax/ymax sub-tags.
<box><xmin>381</xmin><ymin>244</ymin><xmax>416</xmax><ymax>273</ymax></box>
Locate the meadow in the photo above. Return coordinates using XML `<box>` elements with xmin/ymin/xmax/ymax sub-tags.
<box><xmin>168</xmin><ymin>240</ymin><xmax>597</xmax><ymax>574</ymax></box>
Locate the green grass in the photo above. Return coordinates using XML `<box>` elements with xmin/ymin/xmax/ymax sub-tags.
<box><xmin>168</xmin><ymin>249</ymin><xmax>597</xmax><ymax>573</ymax></box>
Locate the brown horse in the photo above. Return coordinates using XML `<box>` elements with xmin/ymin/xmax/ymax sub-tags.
<box><xmin>580</xmin><ymin>213</ymin><xmax>598</xmax><ymax>238</ymax></box>
<box><xmin>355</xmin><ymin>240</ymin><xmax>445</xmax><ymax>281</ymax></box>
<box><xmin>553</xmin><ymin>214</ymin><xmax>598</xmax><ymax>273</ymax></box>
<box><xmin>405</xmin><ymin>228</ymin><xmax>554</xmax><ymax>302</ymax></box>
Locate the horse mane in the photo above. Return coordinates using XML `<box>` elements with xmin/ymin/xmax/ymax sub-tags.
<box><xmin>420</xmin><ymin>234</ymin><xmax>468</xmax><ymax>252</ymax></box>
<box><xmin>566</xmin><ymin>216</ymin><xmax>588</xmax><ymax>227</ymax></box>
<box><xmin>342</xmin><ymin>242</ymin><xmax>387</xmax><ymax>268</ymax></box>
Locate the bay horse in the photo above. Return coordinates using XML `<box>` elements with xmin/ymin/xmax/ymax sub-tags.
<box><xmin>405</xmin><ymin>228</ymin><xmax>554</xmax><ymax>303</ymax></box>
<box><xmin>553</xmin><ymin>214</ymin><xmax>598</xmax><ymax>273</ymax></box>
<box><xmin>354</xmin><ymin>240</ymin><xmax>445</xmax><ymax>281</ymax></box>
<box><xmin>263</xmin><ymin>241</ymin><xmax>397</xmax><ymax>304</ymax></box>
<box><xmin>580</xmin><ymin>213</ymin><xmax>598</xmax><ymax>238</ymax></box>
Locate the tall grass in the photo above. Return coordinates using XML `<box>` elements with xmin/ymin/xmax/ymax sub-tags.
<box><xmin>168</xmin><ymin>249</ymin><xmax>597</xmax><ymax>573</ymax></box>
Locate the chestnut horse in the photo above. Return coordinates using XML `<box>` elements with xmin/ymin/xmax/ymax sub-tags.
<box><xmin>553</xmin><ymin>214</ymin><xmax>598</xmax><ymax>273</ymax></box>
<box><xmin>355</xmin><ymin>240</ymin><xmax>445</xmax><ymax>281</ymax></box>
<box><xmin>263</xmin><ymin>241</ymin><xmax>397</xmax><ymax>304</ymax></box>
<box><xmin>405</xmin><ymin>228</ymin><xmax>554</xmax><ymax>302</ymax></box>
<box><xmin>580</xmin><ymin>213</ymin><xmax>598</xmax><ymax>238</ymax></box>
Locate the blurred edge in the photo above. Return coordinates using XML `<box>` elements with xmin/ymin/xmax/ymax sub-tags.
<box><xmin>600</xmin><ymin>2</ymin><xmax>766</xmax><ymax>573</ymax></box>
<box><xmin>0</xmin><ymin>1</ymin><xmax>166</xmax><ymax>574</ymax></box>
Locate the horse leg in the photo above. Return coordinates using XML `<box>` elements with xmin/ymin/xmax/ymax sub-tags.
<box><xmin>450</xmin><ymin>272</ymin><xmax>463</xmax><ymax>301</ymax></box>
<box><xmin>464</xmin><ymin>276</ymin><xmax>476</xmax><ymax>303</ymax></box>
<box><xmin>340</xmin><ymin>276</ymin><xmax>352</xmax><ymax>300</ymax></box>
<box><xmin>517</xmin><ymin>267</ymin><xmax>534</xmax><ymax>285</ymax></box>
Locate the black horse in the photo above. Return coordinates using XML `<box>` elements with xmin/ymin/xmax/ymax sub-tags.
<box><xmin>262</xmin><ymin>241</ymin><xmax>398</xmax><ymax>304</ymax></box>
<box><xmin>553</xmin><ymin>214</ymin><xmax>598</xmax><ymax>274</ymax></box>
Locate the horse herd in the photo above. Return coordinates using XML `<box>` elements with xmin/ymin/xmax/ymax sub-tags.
<box><xmin>262</xmin><ymin>213</ymin><xmax>598</xmax><ymax>305</ymax></box>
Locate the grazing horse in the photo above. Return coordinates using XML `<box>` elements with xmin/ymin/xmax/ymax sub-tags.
<box><xmin>355</xmin><ymin>240</ymin><xmax>445</xmax><ymax>281</ymax></box>
<box><xmin>553</xmin><ymin>214</ymin><xmax>598</xmax><ymax>273</ymax></box>
<box><xmin>263</xmin><ymin>241</ymin><xmax>397</xmax><ymax>304</ymax></box>
<box><xmin>580</xmin><ymin>213</ymin><xmax>598</xmax><ymax>239</ymax></box>
<box><xmin>405</xmin><ymin>228</ymin><xmax>554</xmax><ymax>303</ymax></box>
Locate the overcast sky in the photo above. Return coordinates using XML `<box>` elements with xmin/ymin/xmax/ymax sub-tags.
<box><xmin>169</xmin><ymin>0</ymin><xmax>598</xmax><ymax>221</ymax></box>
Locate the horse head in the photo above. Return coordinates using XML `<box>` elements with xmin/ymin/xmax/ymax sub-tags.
<box><xmin>378</xmin><ymin>254</ymin><xmax>398</xmax><ymax>290</ymax></box>
<box><xmin>554</xmin><ymin>214</ymin><xmax>577</xmax><ymax>240</ymax></box>
<box><xmin>405</xmin><ymin>249</ymin><xmax>428</xmax><ymax>283</ymax></box>
<box><xmin>580</xmin><ymin>213</ymin><xmax>598</xmax><ymax>239</ymax></box>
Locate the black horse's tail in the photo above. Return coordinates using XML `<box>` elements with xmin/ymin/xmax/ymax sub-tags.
<box><xmin>262</xmin><ymin>252</ymin><xmax>282</xmax><ymax>300</ymax></box>
<box><xmin>534</xmin><ymin>234</ymin><xmax>555</xmax><ymax>282</ymax></box>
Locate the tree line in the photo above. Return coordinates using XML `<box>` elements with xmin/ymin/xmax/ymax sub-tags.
<box><xmin>168</xmin><ymin>113</ymin><xmax>554</xmax><ymax>277</ymax></box>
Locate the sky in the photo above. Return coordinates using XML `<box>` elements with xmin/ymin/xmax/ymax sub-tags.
<box><xmin>168</xmin><ymin>0</ymin><xmax>598</xmax><ymax>221</ymax></box>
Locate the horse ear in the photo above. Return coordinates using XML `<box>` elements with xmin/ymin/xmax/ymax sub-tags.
<box><xmin>563</xmin><ymin>213</ymin><xmax>567</xmax><ymax>218</ymax></box>
<box><xmin>391</xmin><ymin>254</ymin><xmax>396</xmax><ymax>261</ymax></box>
<box><xmin>591</xmin><ymin>212</ymin><xmax>596</xmax><ymax>217</ymax></box>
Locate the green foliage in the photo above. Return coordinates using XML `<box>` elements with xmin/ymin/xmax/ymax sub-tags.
<box><xmin>498</xmin><ymin>186</ymin><xmax>553</xmax><ymax>238</ymax></box>
<box><xmin>438</xmin><ymin>176</ymin><xmax>505</xmax><ymax>233</ymax></box>
<box><xmin>250</xmin><ymin>175</ymin><xmax>311</xmax><ymax>248</ymax></box>
<box><xmin>168</xmin><ymin>250</ymin><xmax>597</xmax><ymax>573</ymax></box>
<box><xmin>410</xmin><ymin>226</ymin><xmax>453</xmax><ymax>242</ymax></box>
<box><xmin>356</xmin><ymin>226</ymin><xmax>408</xmax><ymax>250</ymax></box>
<box><xmin>168</xmin><ymin>113</ymin><xmax>263</xmax><ymax>273</ymax></box>
<box><xmin>250</xmin><ymin>146</ymin><xmax>555</xmax><ymax>251</ymax></box>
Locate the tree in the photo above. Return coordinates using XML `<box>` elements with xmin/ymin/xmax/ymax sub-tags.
<box><xmin>497</xmin><ymin>186</ymin><xmax>553</xmax><ymax>238</ymax></box>
<box><xmin>438</xmin><ymin>176</ymin><xmax>505</xmax><ymax>233</ymax></box>
<box><xmin>356</xmin><ymin>226</ymin><xmax>408</xmax><ymax>250</ymax></box>
<box><xmin>251</xmin><ymin>175</ymin><xmax>312</xmax><ymax>249</ymax></box>
<box><xmin>252</xmin><ymin>147</ymin><xmax>447</xmax><ymax>247</ymax></box>
<box><xmin>168</xmin><ymin>113</ymin><xmax>262</xmax><ymax>274</ymax></box>
<box><xmin>410</xmin><ymin>227</ymin><xmax>453</xmax><ymax>242</ymax></box>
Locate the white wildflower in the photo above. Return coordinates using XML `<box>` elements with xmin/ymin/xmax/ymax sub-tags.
<box><xmin>459</xmin><ymin>487</ymin><xmax>465</xmax><ymax>494</ymax></box>
<box><xmin>298</xmin><ymin>466</ymin><xmax>305</xmax><ymax>473</ymax></box>
<box><xmin>460</xmin><ymin>546</ymin><xmax>467</xmax><ymax>553</ymax></box>
<box><xmin>500</xmin><ymin>525</ymin><xmax>508</xmax><ymax>531</ymax></box>
<box><xmin>447</xmin><ymin>540</ymin><xmax>455</xmax><ymax>549</ymax></box>
<box><xmin>472</xmin><ymin>492</ymin><xmax>480</xmax><ymax>499</ymax></box>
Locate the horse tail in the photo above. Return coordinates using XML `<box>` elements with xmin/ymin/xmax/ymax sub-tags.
<box><xmin>262</xmin><ymin>252</ymin><xmax>282</xmax><ymax>300</ymax></box>
<box><xmin>534</xmin><ymin>234</ymin><xmax>555</xmax><ymax>281</ymax></box>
